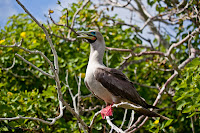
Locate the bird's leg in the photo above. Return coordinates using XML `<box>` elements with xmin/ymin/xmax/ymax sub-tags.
<box><xmin>101</xmin><ymin>103</ymin><xmax>113</xmax><ymax>119</ymax></box>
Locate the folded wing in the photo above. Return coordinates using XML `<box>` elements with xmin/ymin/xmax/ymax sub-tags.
<box><xmin>94</xmin><ymin>67</ymin><xmax>155</xmax><ymax>109</ymax></box>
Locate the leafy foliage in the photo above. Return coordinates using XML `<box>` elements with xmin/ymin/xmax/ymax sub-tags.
<box><xmin>174</xmin><ymin>59</ymin><xmax>200</xmax><ymax>115</ymax></box>
<box><xmin>0</xmin><ymin>0</ymin><xmax>200</xmax><ymax>132</ymax></box>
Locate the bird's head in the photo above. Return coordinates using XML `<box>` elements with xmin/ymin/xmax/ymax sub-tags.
<box><xmin>77</xmin><ymin>30</ymin><xmax>104</xmax><ymax>44</ymax></box>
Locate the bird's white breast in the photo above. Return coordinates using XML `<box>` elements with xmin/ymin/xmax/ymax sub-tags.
<box><xmin>85</xmin><ymin>65</ymin><xmax>116</xmax><ymax>104</ymax></box>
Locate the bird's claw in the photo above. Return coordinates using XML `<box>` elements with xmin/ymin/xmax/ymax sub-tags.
<box><xmin>101</xmin><ymin>105</ymin><xmax>113</xmax><ymax>119</ymax></box>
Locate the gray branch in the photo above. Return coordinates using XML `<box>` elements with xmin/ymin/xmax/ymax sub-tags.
<box><xmin>16</xmin><ymin>0</ymin><xmax>59</xmax><ymax>74</ymax></box>
<box><xmin>15</xmin><ymin>54</ymin><xmax>54</xmax><ymax>79</ymax></box>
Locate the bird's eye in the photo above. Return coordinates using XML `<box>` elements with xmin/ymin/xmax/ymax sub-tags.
<box><xmin>91</xmin><ymin>32</ymin><xmax>96</xmax><ymax>36</ymax></box>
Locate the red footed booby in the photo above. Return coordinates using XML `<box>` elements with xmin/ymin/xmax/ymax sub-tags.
<box><xmin>77</xmin><ymin>30</ymin><xmax>169</xmax><ymax>120</ymax></box>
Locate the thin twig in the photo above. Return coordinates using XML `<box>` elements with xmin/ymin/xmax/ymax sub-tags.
<box><xmin>15</xmin><ymin>54</ymin><xmax>54</xmax><ymax>79</ymax></box>
<box><xmin>16</xmin><ymin>0</ymin><xmax>59</xmax><ymax>74</ymax></box>
<box><xmin>48</xmin><ymin>12</ymin><xmax>78</xmax><ymax>36</ymax></box>
<box><xmin>128</xmin><ymin>48</ymin><xmax>198</xmax><ymax>132</ymax></box>
<box><xmin>1</xmin><ymin>57</ymin><xmax>15</xmax><ymax>71</ymax></box>
<box><xmin>191</xmin><ymin>116</ymin><xmax>195</xmax><ymax>133</ymax></box>
<box><xmin>129</xmin><ymin>117</ymin><xmax>149</xmax><ymax>132</ymax></box>
<box><xmin>81</xmin><ymin>105</ymin><xmax>102</xmax><ymax>112</ymax></box>
<box><xmin>89</xmin><ymin>110</ymin><xmax>101</xmax><ymax>130</ymax></box>
<box><xmin>120</xmin><ymin>109</ymin><xmax>128</xmax><ymax>129</ymax></box>
<box><xmin>106</xmin><ymin>116</ymin><xmax>125</xmax><ymax>133</ymax></box>
<box><xmin>106</xmin><ymin>47</ymin><xmax>165</xmax><ymax>57</ymax></box>
<box><xmin>14</xmin><ymin>1</ymin><xmax>89</xmax><ymax>131</ymax></box>
<box><xmin>166</xmin><ymin>28</ymin><xmax>200</xmax><ymax>57</ymax></box>
<box><xmin>67</xmin><ymin>0</ymin><xmax>90</xmax><ymax>38</ymax></box>
<box><xmin>127</xmin><ymin>110</ymin><xmax>135</xmax><ymax>128</ymax></box>
<box><xmin>0</xmin><ymin>42</ymin><xmax>54</xmax><ymax>73</ymax></box>
<box><xmin>126</xmin><ymin>115</ymin><xmax>145</xmax><ymax>132</ymax></box>
<box><xmin>0</xmin><ymin>93</ymin><xmax>66</xmax><ymax>125</ymax></box>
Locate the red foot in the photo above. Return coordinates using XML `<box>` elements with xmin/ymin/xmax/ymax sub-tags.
<box><xmin>101</xmin><ymin>105</ymin><xmax>113</xmax><ymax>119</ymax></box>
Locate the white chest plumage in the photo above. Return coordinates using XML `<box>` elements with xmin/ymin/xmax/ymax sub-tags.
<box><xmin>85</xmin><ymin>64</ymin><xmax>116</xmax><ymax>104</ymax></box>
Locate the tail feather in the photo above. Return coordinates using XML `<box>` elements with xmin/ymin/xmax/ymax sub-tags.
<box><xmin>135</xmin><ymin>108</ymin><xmax>170</xmax><ymax>120</ymax></box>
<box><xmin>113</xmin><ymin>102</ymin><xmax>170</xmax><ymax>120</ymax></box>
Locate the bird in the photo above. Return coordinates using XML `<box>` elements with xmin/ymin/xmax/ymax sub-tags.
<box><xmin>77</xmin><ymin>30</ymin><xmax>169</xmax><ymax>120</ymax></box>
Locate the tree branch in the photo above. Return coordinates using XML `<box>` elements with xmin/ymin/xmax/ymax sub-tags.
<box><xmin>106</xmin><ymin>116</ymin><xmax>125</xmax><ymax>133</ymax></box>
<box><xmin>3</xmin><ymin>1</ymin><xmax>90</xmax><ymax>132</ymax></box>
<box><xmin>16</xmin><ymin>0</ymin><xmax>59</xmax><ymax>74</ymax></box>
<box><xmin>67</xmin><ymin>0</ymin><xmax>90</xmax><ymax>38</ymax></box>
<box><xmin>48</xmin><ymin>12</ymin><xmax>78</xmax><ymax>37</ymax></box>
<box><xmin>15</xmin><ymin>53</ymin><xmax>54</xmax><ymax>79</ymax></box>
<box><xmin>0</xmin><ymin>93</ymin><xmax>66</xmax><ymax>125</ymax></box>
<box><xmin>128</xmin><ymin>48</ymin><xmax>198</xmax><ymax>132</ymax></box>
<box><xmin>166</xmin><ymin>28</ymin><xmax>200</xmax><ymax>57</ymax></box>
<box><xmin>0</xmin><ymin>57</ymin><xmax>15</xmax><ymax>71</ymax></box>
<box><xmin>89</xmin><ymin>110</ymin><xmax>101</xmax><ymax>130</ymax></box>
<box><xmin>0</xmin><ymin>41</ymin><xmax>55</xmax><ymax>73</ymax></box>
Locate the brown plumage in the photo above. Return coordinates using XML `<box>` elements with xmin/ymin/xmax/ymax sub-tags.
<box><xmin>94</xmin><ymin>67</ymin><xmax>156</xmax><ymax>109</ymax></box>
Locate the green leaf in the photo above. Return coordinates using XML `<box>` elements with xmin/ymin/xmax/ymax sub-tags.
<box><xmin>164</xmin><ymin>119</ymin><xmax>173</xmax><ymax>128</ymax></box>
<box><xmin>186</xmin><ymin>58</ymin><xmax>200</xmax><ymax>68</ymax></box>
<box><xmin>176</xmin><ymin>100</ymin><xmax>188</xmax><ymax>110</ymax></box>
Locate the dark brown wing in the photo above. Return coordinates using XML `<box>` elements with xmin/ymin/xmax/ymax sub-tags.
<box><xmin>94</xmin><ymin>67</ymin><xmax>155</xmax><ymax>109</ymax></box>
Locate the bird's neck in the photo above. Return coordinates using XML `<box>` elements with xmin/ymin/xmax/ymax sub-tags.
<box><xmin>88</xmin><ymin>43</ymin><xmax>105</xmax><ymax>66</ymax></box>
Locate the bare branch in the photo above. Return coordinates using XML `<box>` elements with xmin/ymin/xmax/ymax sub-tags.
<box><xmin>8</xmin><ymin>71</ymin><xmax>30</xmax><ymax>79</ymax></box>
<box><xmin>153</xmin><ymin>71</ymin><xmax>178</xmax><ymax>106</ymax></box>
<box><xmin>89</xmin><ymin>110</ymin><xmax>101</xmax><ymax>130</ymax></box>
<box><xmin>178</xmin><ymin>48</ymin><xmax>196</xmax><ymax>69</ymax></box>
<box><xmin>129</xmin><ymin>117</ymin><xmax>149</xmax><ymax>133</ymax></box>
<box><xmin>127</xmin><ymin>110</ymin><xmax>135</xmax><ymax>128</ymax></box>
<box><xmin>126</xmin><ymin>115</ymin><xmax>145</xmax><ymax>132</ymax></box>
<box><xmin>48</xmin><ymin>12</ymin><xmax>78</xmax><ymax>36</ymax></box>
<box><xmin>14</xmin><ymin>2</ymin><xmax>89</xmax><ymax>130</ymax></box>
<box><xmin>191</xmin><ymin>116</ymin><xmax>195</xmax><ymax>133</ymax></box>
<box><xmin>0</xmin><ymin>57</ymin><xmax>15</xmax><ymax>71</ymax></box>
<box><xmin>15</xmin><ymin>0</ymin><xmax>42</xmax><ymax>28</ymax></box>
<box><xmin>166</xmin><ymin>28</ymin><xmax>200</xmax><ymax>56</ymax></box>
<box><xmin>106</xmin><ymin>47</ymin><xmax>132</xmax><ymax>52</ymax></box>
<box><xmin>121</xmin><ymin>0</ymin><xmax>132</xmax><ymax>7</ymax></box>
<box><xmin>16</xmin><ymin>0</ymin><xmax>59</xmax><ymax>74</ymax></box>
<box><xmin>15</xmin><ymin>53</ymin><xmax>54</xmax><ymax>79</ymax></box>
<box><xmin>67</xmin><ymin>0</ymin><xmax>90</xmax><ymax>38</ymax></box>
<box><xmin>120</xmin><ymin>109</ymin><xmax>128</xmax><ymax>129</ymax></box>
<box><xmin>135</xmin><ymin>0</ymin><xmax>152</xmax><ymax>18</ymax></box>
<box><xmin>81</xmin><ymin>105</ymin><xmax>102</xmax><ymax>112</ymax></box>
<box><xmin>0</xmin><ymin>115</ymin><xmax>55</xmax><ymax>125</ymax></box>
<box><xmin>0</xmin><ymin>41</ymin><xmax>56</xmax><ymax>78</ymax></box>
<box><xmin>77</xmin><ymin>74</ymin><xmax>82</xmax><ymax>114</ymax></box>
<box><xmin>0</xmin><ymin>94</ymin><xmax>66</xmax><ymax>125</ymax></box>
<box><xmin>47</xmin><ymin>100</ymin><xmax>66</xmax><ymax>124</ymax></box>
<box><xmin>129</xmin><ymin>48</ymin><xmax>198</xmax><ymax>131</ymax></box>
<box><xmin>106</xmin><ymin>47</ymin><xmax>165</xmax><ymax>56</ymax></box>
<box><xmin>135</xmin><ymin>51</ymin><xmax>165</xmax><ymax>57</ymax></box>
<box><xmin>106</xmin><ymin>116</ymin><xmax>125</xmax><ymax>133</ymax></box>
<box><xmin>54</xmin><ymin>72</ymin><xmax>89</xmax><ymax>131</ymax></box>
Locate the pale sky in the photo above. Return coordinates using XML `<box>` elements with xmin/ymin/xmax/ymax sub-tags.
<box><xmin>0</xmin><ymin>0</ymin><xmax>178</xmax><ymax>45</ymax></box>
<box><xmin>0</xmin><ymin>0</ymin><xmax>141</xmax><ymax>28</ymax></box>
<box><xmin>0</xmin><ymin>0</ymin><xmax>75</xmax><ymax>28</ymax></box>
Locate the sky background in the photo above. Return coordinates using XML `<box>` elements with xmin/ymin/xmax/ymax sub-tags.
<box><xmin>0</xmin><ymin>0</ymin><xmax>140</xmax><ymax>28</ymax></box>
<box><xmin>0</xmin><ymin>0</ymin><xmax>177</xmax><ymax>44</ymax></box>
<box><xmin>0</xmin><ymin>0</ymin><xmax>76</xmax><ymax>27</ymax></box>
